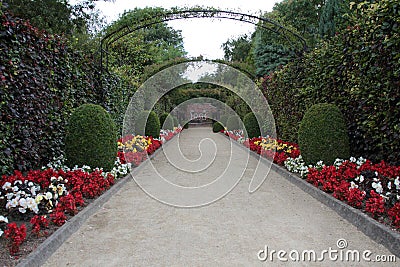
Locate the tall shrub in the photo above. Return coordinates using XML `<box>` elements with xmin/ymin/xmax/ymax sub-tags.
<box><xmin>298</xmin><ymin>103</ymin><xmax>350</xmax><ymax>165</ymax></box>
<box><xmin>65</xmin><ymin>104</ymin><xmax>117</xmax><ymax>171</ymax></box>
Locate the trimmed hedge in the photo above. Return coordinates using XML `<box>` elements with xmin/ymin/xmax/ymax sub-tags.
<box><xmin>65</xmin><ymin>104</ymin><xmax>117</xmax><ymax>171</ymax></box>
<box><xmin>159</xmin><ymin>112</ymin><xmax>174</xmax><ymax>130</ymax></box>
<box><xmin>226</xmin><ymin>116</ymin><xmax>242</xmax><ymax>131</ymax></box>
<box><xmin>0</xmin><ymin>11</ymin><xmax>132</xmax><ymax>174</ymax></box>
<box><xmin>212</xmin><ymin>122</ymin><xmax>224</xmax><ymax>133</ymax></box>
<box><xmin>261</xmin><ymin>0</ymin><xmax>400</xmax><ymax>164</ymax></box>
<box><xmin>298</xmin><ymin>103</ymin><xmax>350</xmax><ymax>165</ymax></box>
<box><xmin>136</xmin><ymin>111</ymin><xmax>160</xmax><ymax>138</ymax></box>
<box><xmin>243</xmin><ymin>112</ymin><xmax>261</xmax><ymax>138</ymax></box>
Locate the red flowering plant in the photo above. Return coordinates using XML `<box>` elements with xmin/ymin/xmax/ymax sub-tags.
<box><xmin>30</xmin><ymin>215</ymin><xmax>49</xmax><ymax>237</ymax></box>
<box><xmin>303</xmin><ymin>157</ymin><xmax>400</xmax><ymax>228</ymax></box>
<box><xmin>4</xmin><ymin>222</ymin><xmax>27</xmax><ymax>255</ymax></box>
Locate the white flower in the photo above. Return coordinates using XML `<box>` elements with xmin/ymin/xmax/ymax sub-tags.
<box><xmin>0</xmin><ymin>229</ymin><xmax>3</xmax><ymax>237</ymax></box>
<box><xmin>51</xmin><ymin>176</ymin><xmax>57</xmax><ymax>182</ymax></box>
<box><xmin>388</xmin><ymin>182</ymin><xmax>392</xmax><ymax>190</ymax></box>
<box><xmin>359</xmin><ymin>175</ymin><xmax>365</xmax><ymax>183</ymax></box>
<box><xmin>6</xmin><ymin>193</ymin><xmax>14</xmax><ymax>200</ymax></box>
<box><xmin>350</xmin><ymin>181</ymin><xmax>358</xmax><ymax>189</ymax></box>
<box><xmin>394</xmin><ymin>177</ymin><xmax>400</xmax><ymax>189</ymax></box>
<box><xmin>0</xmin><ymin>215</ymin><xmax>8</xmax><ymax>223</ymax></box>
<box><xmin>45</xmin><ymin>192</ymin><xmax>53</xmax><ymax>199</ymax></box>
<box><xmin>2</xmin><ymin>182</ymin><xmax>12</xmax><ymax>190</ymax></box>
<box><xmin>57</xmin><ymin>176</ymin><xmax>63</xmax><ymax>181</ymax></box>
<box><xmin>9</xmin><ymin>198</ymin><xmax>19</xmax><ymax>208</ymax></box>
<box><xmin>14</xmin><ymin>180</ymin><xmax>22</xmax><ymax>185</ymax></box>
<box><xmin>26</xmin><ymin>197</ymin><xmax>36</xmax><ymax>209</ymax></box>
<box><xmin>375</xmin><ymin>171</ymin><xmax>379</xmax><ymax>177</ymax></box>
<box><xmin>12</xmin><ymin>186</ymin><xmax>19</xmax><ymax>192</ymax></box>
<box><xmin>350</xmin><ymin>157</ymin><xmax>356</xmax><ymax>162</ymax></box>
<box><xmin>18</xmin><ymin>207</ymin><xmax>26</xmax><ymax>213</ymax></box>
<box><xmin>372</xmin><ymin>182</ymin><xmax>383</xmax><ymax>194</ymax></box>
<box><xmin>28</xmin><ymin>181</ymin><xmax>34</xmax><ymax>187</ymax></box>
<box><xmin>19</xmin><ymin>198</ymin><xmax>28</xmax><ymax>209</ymax></box>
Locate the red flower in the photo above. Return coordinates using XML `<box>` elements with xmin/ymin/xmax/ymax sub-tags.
<box><xmin>4</xmin><ymin>223</ymin><xmax>27</xmax><ymax>255</ymax></box>
<box><xmin>347</xmin><ymin>188</ymin><xmax>366</xmax><ymax>208</ymax></box>
<box><xmin>388</xmin><ymin>203</ymin><xmax>400</xmax><ymax>228</ymax></box>
<box><xmin>365</xmin><ymin>190</ymin><xmax>385</xmax><ymax>218</ymax></box>
<box><xmin>30</xmin><ymin>215</ymin><xmax>49</xmax><ymax>237</ymax></box>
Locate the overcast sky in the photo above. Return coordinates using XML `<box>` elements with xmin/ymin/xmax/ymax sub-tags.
<box><xmin>94</xmin><ymin>0</ymin><xmax>280</xmax><ymax>59</ymax></box>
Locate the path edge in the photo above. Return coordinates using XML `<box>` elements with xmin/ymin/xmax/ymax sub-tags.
<box><xmin>16</xmin><ymin>134</ymin><xmax>177</xmax><ymax>267</ymax></box>
<box><xmin>222</xmin><ymin>133</ymin><xmax>400</xmax><ymax>258</ymax></box>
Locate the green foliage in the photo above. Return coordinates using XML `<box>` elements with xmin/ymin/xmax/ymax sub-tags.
<box><xmin>105</xmin><ymin>7</ymin><xmax>186</xmax><ymax>80</ymax></box>
<box><xmin>243</xmin><ymin>112</ymin><xmax>261</xmax><ymax>138</ymax></box>
<box><xmin>0</xmin><ymin>11</ymin><xmax>131</xmax><ymax>174</ymax></box>
<box><xmin>135</xmin><ymin>111</ymin><xmax>160</xmax><ymax>138</ymax></box>
<box><xmin>226</xmin><ymin>116</ymin><xmax>242</xmax><ymax>131</ymax></box>
<box><xmin>159</xmin><ymin>113</ymin><xmax>174</xmax><ymax>130</ymax></box>
<box><xmin>65</xmin><ymin>104</ymin><xmax>117</xmax><ymax>171</ymax></box>
<box><xmin>222</xmin><ymin>34</ymin><xmax>253</xmax><ymax>63</ymax></box>
<box><xmin>262</xmin><ymin>0</ymin><xmax>400</xmax><ymax>164</ymax></box>
<box><xmin>212</xmin><ymin>122</ymin><xmax>224</xmax><ymax>133</ymax></box>
<box><xmin>219</xmin><ymin>115</ymin><xmax>230</xmax><ymax>127</ymax></box>
<box><xmin>298</xmin><ymin>103</ymin><xmax>350</xmax><ymax>165</ymax></box>
<box><xmin>319</xmin><ymin>0</ymin><xmax>351</xmax><ymax>38</ymax></box>
<box><xmin>173</xmin><ymin>116</ymin><xmax>179</xmax><ymax>127</ymax></box>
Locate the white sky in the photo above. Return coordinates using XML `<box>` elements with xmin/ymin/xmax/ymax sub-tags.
<box><xmin>93</xmin><ymin>0</ymin><xmax>281</xmax><ymax>59</ymax></box>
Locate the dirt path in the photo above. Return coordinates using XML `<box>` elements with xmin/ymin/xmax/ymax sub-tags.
<box><xmin>44</xmin><ymin>127</ymin><xmax>398</xmax><ymax>266</ymax></box>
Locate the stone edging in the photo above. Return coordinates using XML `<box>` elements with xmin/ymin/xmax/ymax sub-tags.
<box><xmin>16</xmin><ymin>133</ymin><xmax>179</xmax><ymax>267</ymax></box>
<box><xmin>222</xmin><ymin>133</ymin><xmax>400</xmax><ymax>258</ymax></box>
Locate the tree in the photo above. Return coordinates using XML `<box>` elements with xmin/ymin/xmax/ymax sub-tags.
<box><xmin>104</xmin><ymin>7</ymin><xmax>186</xmax><ymax>82</ymax></box>
<box><xmin>319</xmin><ymin>0</ymin><xmax>351</xmax><ymax>38</ymax></box>
<box><xmin>222</xmin><ymin>34</ymin><xmax>253</xmax><ymax>62</ymax></box>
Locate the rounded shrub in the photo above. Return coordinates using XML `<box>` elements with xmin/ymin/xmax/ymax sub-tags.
<box><xmin>65</xmin><ymin>104</ymin><xmax>117</xmax><ymax>171</ymax></box>
<box><xmin>243</xmin><ymin>112</ymin><xmax>261</xmax><ymax>138</ymax></box>
<box><xmin>159</xmin><ymin>112</ymin><xmax>174</xmax><ymax>130</ymax></box>
<box><xmin>136</xmin><ymin>111</ymin><xmax>160</xmax><ymax>138</ymax></box>
<box><xmin>226</xmin><ymin>115</ymin><xmax>241</xmax><ymax>131</ymax></box>
<box><xmin>298</xmin><ymin>103</ymin><xmax>350</xmax><ymax>165</ymax></box>
<box><xmin>212</xmin><ymin>121</ymin><xmax>224</xmax><ymax>133</ymax></box>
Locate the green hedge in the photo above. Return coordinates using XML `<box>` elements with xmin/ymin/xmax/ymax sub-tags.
<box><xmin>226</xmin><ymin>116</ymin><xmax>242</xmax><ymax>131</ymax></box>
<box><xmin>136</xmin><ymin>111</ymin><xmax>160</xmax><ymax>138</ymax></box>
<box><xmin>261</xmin><ymin>0</ymin><xmax>400</xmax><ymax>164</ymax></box>
<box><xmin>0</xmin><ymin>11</ymin><xmax>132</xmax><ymax>174</ymax></box>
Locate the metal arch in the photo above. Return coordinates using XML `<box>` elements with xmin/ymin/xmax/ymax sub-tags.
<box><xmin>100</xmin><ymin>9</ymin><xmax>308</xmax><ymax>71</ymax></box>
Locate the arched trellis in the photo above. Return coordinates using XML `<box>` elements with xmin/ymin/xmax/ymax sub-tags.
<box><xmin>100</xmin><ymin>8</ymin><xmax>308</xmax><ymax>72</ymax></box>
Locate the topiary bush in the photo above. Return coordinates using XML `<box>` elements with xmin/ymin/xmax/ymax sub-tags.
<box><xmin>159</xmin><ymin>112</ymin><xmax>174</xmax><ymax>130</ymax></box>
<box><xmin>65</xmin><ymin>104</ymin><xmax>117</xmax><ymax>171</ymax></box>
<box><xmin>298</xmin><ymin>103</ymin><xmax>350</xmax><ymax>165</ymax></box>
<box><xmin>226</xmin><ymin>115</ymin><xmax>242</xmax><ymax>131</ymax></box>
<box><xmin>135</xmin><ymin>111</ymin><xmax>160</xmax><ymax>138</ymax></box>
<box><xmin>212</xmin><ymin>122</ymin><xmax>224</xmax><ymax>133</ymax></box>
<box><xmin>243</xmin><ymin>112</ymin><xmax>261</xmax><ymax>138</ymax></box>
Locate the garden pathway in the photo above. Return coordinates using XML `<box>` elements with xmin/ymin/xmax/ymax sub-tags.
<box><xmin>44</xmin><ymin>126</ymin><xmax>398</xmax><ymax>266</ymax></box>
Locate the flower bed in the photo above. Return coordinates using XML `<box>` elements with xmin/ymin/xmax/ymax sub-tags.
<box><xmin>224</xmin><ymin>130</ymin><xmax>400</xmax><ymax>232</ymax></box>
<box><xmin>0</xmin><ymin>127</ymin><xmax>181</xmax><ymax>263</ymax></box>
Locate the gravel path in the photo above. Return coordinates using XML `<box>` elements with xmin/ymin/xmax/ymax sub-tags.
<box><xmin>44</xmin><ymin>127</ymin><xmax>398</xmax><ymax>266</ymax></box>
